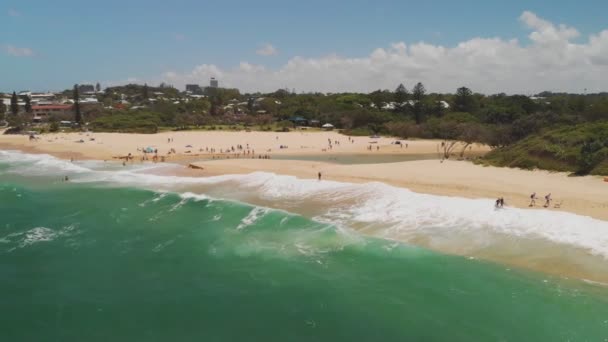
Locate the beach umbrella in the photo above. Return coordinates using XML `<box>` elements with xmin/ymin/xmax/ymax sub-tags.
<box><xmin>322</xmin><ymin>123</ymin><xmax>334</xmax><ymax>128</ymax></box>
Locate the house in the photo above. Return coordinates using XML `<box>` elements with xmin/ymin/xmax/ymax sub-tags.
<box><xmin>30</xmin><ymin>92</ymin><xmax>56</xmax><ymax>104</ymax></box>
<box><xmin>188</xmin><ymin>94</ymin><xmax>206</xmax><ymax>99</ymax></box>
<box><xmin>78</xmin><ymin>84</ymin><xmax>95</xmax><ymax>94</ymax></box>
<box><xmin>288</xmin><ymin>116</ymin><xmax>308</xmax><ymax>126</ymax></box>
<box><xmin>31</xmin><ymin>104</ymin><xmax>73</xmax><ymax>120</ymax></box>
<box><xmin>80</xmin><ymin>97</ymin><xmax>99</xmax><ymax>104</ymax></box>
<box><xmin>1</xmin><ymin>98</ymin><xmax>11</xmax><ymax>113</ymax></box>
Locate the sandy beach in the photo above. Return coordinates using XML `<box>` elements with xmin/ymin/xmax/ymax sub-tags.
<box><xmin>1</xmin><ymin>130</ymin><xmax>606</xmax><ymax>220</ymax></box>
<box><xmin>0</xmin><ymin>130</ymin><xmax>489</xmax><ymax>160</ymax></box>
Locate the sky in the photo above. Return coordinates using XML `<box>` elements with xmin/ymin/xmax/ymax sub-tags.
<box><xmin>2</xmin><ymin>0</ymin><xmax>608</xmax><ymax>94</ymax></box>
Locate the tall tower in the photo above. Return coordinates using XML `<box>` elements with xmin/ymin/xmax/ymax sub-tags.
<box><xmin>210</xmin><ymin>77</ymin><xmax>219</xmax><ymax>88</ymax></box>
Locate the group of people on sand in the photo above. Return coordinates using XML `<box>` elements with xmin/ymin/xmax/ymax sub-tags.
<box><xmin>529</xmin><ymin>192</ymin><xmax>561</xmax><ymax>208</ymax></box>
<box><xmin>495</xmin><ymin>192</ymin><xmax>561</xmax><ymax>209</ymax></box>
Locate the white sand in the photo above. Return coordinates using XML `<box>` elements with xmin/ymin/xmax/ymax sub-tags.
<box><xmin>1</xmin><ymin>130</ymin><xmax>606</xmax><ymax>220</ymax></box>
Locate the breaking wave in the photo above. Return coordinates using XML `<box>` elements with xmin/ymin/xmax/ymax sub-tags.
<box><xmin>2</xmin><ymin>150</ymin><xmax>608</xmax><ymax>260</ymax></box>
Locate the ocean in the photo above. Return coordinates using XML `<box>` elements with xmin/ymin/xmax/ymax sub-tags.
<box><xmin>1</xmin><ymin>150</ymin><xmax>608</xmax><ymax>341</ymax></box>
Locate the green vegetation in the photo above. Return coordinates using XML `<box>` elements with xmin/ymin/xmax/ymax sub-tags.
<box><xmin>10</xmin><ymin>91</ymin><xmax>18</xmax><ymax>115</ymax></box>
<box><xmin>4</xmin><ymin>82</ymin><xmax>608</xmax><ymax>175</ymax></box>
<box><xmin>480</xmin><ymin>122</ymin><xmax>608</xmax><ymax>175</ymax></box>
<box><xmin>73</xmin><ymin>84</ymin><xmax>82</xmax><ymax>124</ymax></box>
<box><xmin>89</xmin><ymin>111</ymin><xmax>163</xmax><ymax>133</ymax></box>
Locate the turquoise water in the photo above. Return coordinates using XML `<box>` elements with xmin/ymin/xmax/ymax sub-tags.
<box><xmin>2</xmin><ymin>153</ymin><xmax>608</xmax><ymax>341</ymax></box>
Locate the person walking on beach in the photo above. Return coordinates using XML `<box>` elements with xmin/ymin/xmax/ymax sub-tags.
<box><xmin>318</xmin><ymin>172</ymin><xmax>322</xmax><ymax>181</ymax></box>
<box><xmin>529</xmin><ymin>192</ymin><xmax>537</xmax><ymax>207</ymax></box>
<box><xmin>543</xmin><ymin>193</ymin><xmax>552</xmax><ymax>208</ymax></box>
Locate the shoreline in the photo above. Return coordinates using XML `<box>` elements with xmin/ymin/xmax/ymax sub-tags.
<box><xmin>186</xmin><ymin>158</ymin><xmax>608</xmax><ymax>221</ymax></box>
<box><xmin>1</xmin><ymin>131</ymin><xmax>606</xmax><ymax>221</ymax></box>
<box><xmin>3</xmin><ymin>138</ymin><xmax>608</xmax><ymax>283</ymax></box>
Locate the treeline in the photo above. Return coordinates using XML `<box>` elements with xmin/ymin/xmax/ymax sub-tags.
<box><xmin>6</xmin><ymin>82</ymin><xmax>607</xmax><ymax>174</ymax></box>
<box><xmin>88</xmin><ymin>83</ymin><xmax>608</xmax><ymax>174</ymax></box>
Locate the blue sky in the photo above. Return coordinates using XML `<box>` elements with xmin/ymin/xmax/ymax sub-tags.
<box><xmin>2</xmin><ymin>0</ymin><xmax>608</xmax><ymax>93</ymax></box>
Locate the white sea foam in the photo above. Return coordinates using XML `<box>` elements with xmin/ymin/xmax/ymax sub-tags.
<box><xmin>3</xmin><ymin>151</ymin><xmax>608</xmax><ymax>259</ymax></box>
<box><xmin>179</xmin><ymin>192</ymin><xmax>211</xmax><ymax>202</ymax></box>
<box><xmin>232</xmin><ymin>173</ymin><xmax>608</xmax><ymax>258</ymax></box>
<box><xmin>237</xmin><ymin>207</ymin><xmax>270</xmax><ymax>230</ymax></box>
<box><xmin>21</xmin><ymin>227</ymin><xmax>57</xmax><ymax>246</ymax></box>
<box><xmin>0</xmin><ymin>150</ymin><xmax>91</xmax><ymax>174</ymax></box>
<box><xmin>2</xmin><ymin>227</ymin><xmax>59</xmax><ymax>251</ymax></box>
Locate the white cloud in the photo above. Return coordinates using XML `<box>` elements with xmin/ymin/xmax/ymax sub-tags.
<box><xmin>256</xmin><ymin>43</ymin><xmax>278</xmax><ymax>56</ymax></box>
<box><xmin>5</xmin><ymin>45</ymin><xmax>34</xmax><ymax>57</ymax></box>
<box><xmin>519</xmin><ymin>11</ymin><xmax>579</xmax><ymax>45</ymax></box>
<box><xmin>151</xmin><ymin>11</ymin><xmax>608</xmax><ymax>94</ymax></box>
<box><xmin>8</xmin><ymin>9</ymin><xmax>20</xmax><ymax>17</ymax></box>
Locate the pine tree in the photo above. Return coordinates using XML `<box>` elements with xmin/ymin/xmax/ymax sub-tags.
<box><xmin>24</xmin><ymin>96</ymin><xmax>32</xmax><ymax>113</ymax></box>
<box><xmin>0</xmin><ymin>99</ymin><xmax>6</xmax><ymax>122</ymax></box>
<box><xmin>394</xmin><ymin>83</ymin><xmax>409</xmax><ymax>113</ymax></box>
<box><xmin>412</xmin><ymin>82</ymin><xmax>426</xmax><ymax>124</ymax></box>
<box><xmin>73</xmin><ymin>84</ymin><xmax>82</xmax><ymax>124</ymax></box>
<box><xmin>454</xmin><ymin>86</ymin><xmax>476</xmax><ymax>113</ymax></box>
<box><xmin>143</xmin><ymin>83</ymin><xmax>149</xmax><ymax>99</ymax></box>
<box><xmin>10</xmin><ymin>91</ymin><xmax>19</xmax><ymax>115</ymax></box>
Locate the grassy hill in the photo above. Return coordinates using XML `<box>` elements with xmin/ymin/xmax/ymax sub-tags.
<box><xmin>479</xmin><ymin>122</ymin><xmax>608</xmax><ymax>176</ymax></box>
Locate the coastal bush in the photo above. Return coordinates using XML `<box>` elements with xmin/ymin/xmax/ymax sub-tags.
<box><xmin>343</xmin><ymin>127</ymin><xmax>374</xmax><ymax>136</ymax></box>
<box><xmin>89</xmin><ymin>112</ymin><xmax>161</xmax><ymax>133</ymax></box>
<box><xmin>480</xmin><ymin>122</ymin><xmax>608</xmax><ymax>175</ymax></box>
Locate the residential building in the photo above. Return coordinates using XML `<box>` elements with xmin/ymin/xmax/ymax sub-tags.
<box><xmin>186</xmin><ymin>84</ymin><xmax>203</xmax><ymax>94</ymax></box>
<box><xmin>78</xmin><ymin>84</ymin><xmax>95</xmax><ymax>94</ymax></box>
<box><xmin>31</xmin><ymin>104</ymin><xmax>73</xmax><ymax>120</ymax></box>
<box><xmin>210</xmin><ymin>77</ymin><xmax>219</xmax><ymax>88</ymax></box>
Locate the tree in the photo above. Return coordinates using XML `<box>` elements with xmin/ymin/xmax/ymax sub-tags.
<box><xmin>412</xmin><ymin>82</ymin><xmax>426</xmax><ymax>124</ymax></box>
<box><xmin>577</xmin><ymin>138</ymin><xmax>605</xmax><ymax>175</ymax></box>
<box><xmin>24</xmin><ymin>96</ymin><xmax>32</xmax><ymax>113</ymax></box>
<box><xmin>210</xmin><ymin>98</ymin><xmax>219</xmax><ymax>116</ymax></box>
<box><xmin>247</xmin><ymin>97</ymin><xmax>255</xmax><ymax>113</ymax></box>
<box><xmin>7</xmin><ymin>114</ymin><xmax>24</xmax><ymax>130</ymax></box>
<box><xmin>11</xmin><ymin>91</ymin><xmax>19</xmax><ymax>115</ymax></box>
<box><xmin>96</xmin><ymin>82</ymin><xmax>101</xmax><ymax>92</ymax></box>
<box><xmin>49</xmin><ymin>116</ymin><xmax>60</xmax><ymax>132</ymax></box>
<box><xmin>73</xmin><ymin>84</ymin><xmax>82</xmax><ymax>124</ymax></box>
<box><xmin>143</xmin><ymin>83</ymin><xmax>149</xmax><ymax>99</ymax></box>
<box><xmin>0</xmin><ymin>100</ymin><xmax>6</xmax><ymax>121</ymax></box>
<box><xmin>394</xmin><ymin>84</ymin><xmax>409</xmax><ymax>113</ymax></box>
<box><xmin>369</xmin><ymin>89</ymin><xmax>392</xmax><ymax>110</ymax></box>
<box><xmin>453</xmin><ymin>87</ymin><xmax>476</xmax><ymax>113</ymax></box>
